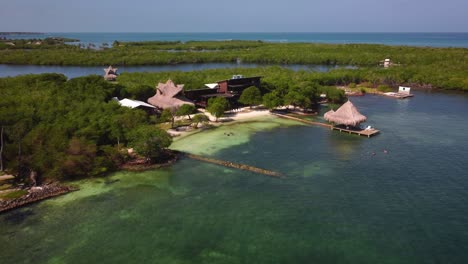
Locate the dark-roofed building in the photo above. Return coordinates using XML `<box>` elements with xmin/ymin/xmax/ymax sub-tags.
<box><xmin>185</xmin><ymin>75</ymin><xmax>262</xmax><ymax>108</ymax></box>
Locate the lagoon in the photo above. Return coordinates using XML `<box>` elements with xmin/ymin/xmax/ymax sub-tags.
<box><xmin>1</xmin><ymin>91</ymin><xmax>468</xmax><ymax>263</ymax></box>
<box><xmin>0</xmin><ymin>63</ymin><xmax>355</xmax><ymax>79</ymax></box>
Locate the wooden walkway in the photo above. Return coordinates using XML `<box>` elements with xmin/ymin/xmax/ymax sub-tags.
<box><xmin>272</xmin><ymin>113</ymin><xmax>380</xmax><ymax>138</ymax></box>
<box><xmin>331</xmin><ymin>126</ymin><xmax>380</xmax><ymax>138</ymax></box>
<box><xmin>0</xmin><ymin>175</ymin><xmax>15</xmax><ymax>182</ymax></box>
<box><xmin>382</xmin><ymin>93</ymin><xmax>414</xmax><ymax>99</ymax></box>
<box><xmin>184</xmin><ymin>153</ymin><xmax>283</xmax><ymax>178</ymax></box>
<box><xmin>272</xmin><ymin>113</ymin><xmax>332</xmax><ymax>128</ymax></box>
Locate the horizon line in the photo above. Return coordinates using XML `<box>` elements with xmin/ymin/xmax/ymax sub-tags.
<box><xmin>2</xmin><ymin>31</ymin><xmax>468</xmax><ymax>34</ymax></box>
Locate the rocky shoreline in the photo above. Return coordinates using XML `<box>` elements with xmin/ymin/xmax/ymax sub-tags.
<box><xmin>185</xmin><ymin>153</ymin><xmax>284</xmax><ymax>178</ymax></box>
<box><xmin>120</xmin><ymin>149</ymin><xmax>182</xmax><ymax>172</ymax></box>
<box><xmin>0</xmin><ymin>183</ymin><xmax>79</xmax><ymax>213</ymax></box>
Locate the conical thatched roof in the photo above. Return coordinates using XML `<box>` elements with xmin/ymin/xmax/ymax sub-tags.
<box><xmin>324</xmin><ymin>100</ymin><xmax>367</xmax><ymax>126</ymax></box>
<box><xmin>104</xmin><ymin>66</ymin><xmax>118</xmax><ymax>81</ymax></box>
<box><xmin>104</xmin><ymin>66</ymin><xmax>118</xmax><ymax>75</ymax></box>
<box><xmin>147</xmin><ymin>80</ymin><xmax>194</xmax><ymax>109</ymax></box>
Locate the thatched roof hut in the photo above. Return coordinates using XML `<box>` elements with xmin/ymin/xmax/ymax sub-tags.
<box><xmin>147</xmin><ymin>80</ymin><xmax>194</xmax><ymax>109</ymax></box>
<box><xmin>104</xmin><ymin>66</ymin><xmax>118</xmax><ymax>81</ymax></box>
<box><xmin>324</xmin><ymin>100</ymin><xmax>367</xmax><ymax>126</ymax></box>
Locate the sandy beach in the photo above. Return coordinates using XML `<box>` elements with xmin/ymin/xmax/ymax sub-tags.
<box><xmin>168</xmin><ymin>107</ymin><xmax>273</xmax><ymax>138</ymax></box>
<box><xmin>201</xmin><ymin>107</ymin><xmax>272</xmax><ymax>122</ymax></box>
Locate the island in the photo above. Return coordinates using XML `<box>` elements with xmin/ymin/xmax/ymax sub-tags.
<box><xmin>1</xmin><ymin>39</ymin><xmax>468</xmax><ymax>211</ymax></box>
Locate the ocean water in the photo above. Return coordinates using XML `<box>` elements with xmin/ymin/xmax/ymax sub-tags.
<box><xmin>1</xmin><ymin>91</ymin><xmax>468</xmax><ymax>263</ymax></box>
<box><xmin>2</xmin><ymin>32</ymin><xmax>468</xmax><ymax>48</ymax></box>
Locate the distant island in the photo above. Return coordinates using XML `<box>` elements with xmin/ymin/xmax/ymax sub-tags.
<box><xmin>0</xmin><ymin>36</ymin><xmax>80</xmax><ymax>46</ymax></box>
<box><xmin>0</xmin><ymin>39</ymin><xmax>467</xmax><ymax>91</ymax></box>
<box><xmin>0</xmin><ymin>32</ymin><xmax>44</xmax><ymax>35</ymax></box>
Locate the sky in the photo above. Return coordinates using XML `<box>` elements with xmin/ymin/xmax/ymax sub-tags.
<box><xmin>0</xmin><ymin>0</ymin><xmax>467</xmax><ymax>32</ymax></box>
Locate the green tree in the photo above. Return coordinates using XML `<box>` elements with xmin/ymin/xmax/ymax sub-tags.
<box><xmin>207</xmin><ymin>97</ymin><xmax>229</xmax><ymax>121</ymax></box>
<box><xmin>321</xmin><ymin>86</ymin><xmax>346</xmax><ymax>104</ymax></box>
<box><xmin>110</xmin><ymin>107</ymin><xmax>148</xmax><ymax>147</ymax></box>
<box><xmin>124</xmin><ymin>84</ymin><xmax>154</xmax><ymax>101</ymax></box>
<box><xmin>284</xmin><ymin>87</ymin><xmax>304</xmax><ymax>109</ymax></box>
<box><xmin>377</xmin><ymin>84</ymin><xmax>392</xmax><ymax>92</ymax></box>
<box><xmin>262</xmin><ymin>92</ymin><xmax>283</xmax><ymax>110</ymax></box>
<box><xmin>160</xmin><ymin>108</ymin><xmax>177</xmax><ymax>128</ymax></box>
<box><xmin>239</xmin><ymin>86</ymin><xmax>262</xmax><ymax>108</ymax></box>
<box><xmin>176</xmin><ymin>104</ymin><xmax>196</xmax><ymax>120</ymax></box>
<box><xmin>62</xmin><ymin>137</ymin><xmax>97</xmax><ymax>179</ymax></box>
<box><xmin>298</xmin><ymin>82</ymin><xmax>319</xmax><ymax>112</ymax></box>
<box><xmin>192</xmin><ymin>114</ymin><xmax>209</xmax><ymax>127</ymax></box>
<box><xmin>128</xmin><ymin>125</ymin><xmax>172</xmax><ymax>162</ymax></box>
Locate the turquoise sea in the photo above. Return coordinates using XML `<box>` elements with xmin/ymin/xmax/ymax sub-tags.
<box><xmin>1</xmin><ymin>91</ymin><xmax>468</xmax><ymax>263</ymax></box>
<box><xmin>2</xmin><ymin>32</ymin><xmax>468</xmax><ymax>48</ymax></box>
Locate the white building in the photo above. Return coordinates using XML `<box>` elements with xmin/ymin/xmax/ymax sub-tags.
<box><xmin>117</xmin><ymin>98</ymin><xmax>156</xmax><ymax>109</ymax></box>
<box><xmin>398</xmin><ymin>86</ymin><xmax>411</xmax><ymax>94</ymax></box>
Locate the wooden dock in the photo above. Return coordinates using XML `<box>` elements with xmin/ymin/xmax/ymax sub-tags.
<box><xmin>382</xmin><ymin>92</ymin><xmax>414</xmax><ymax>99</ymax></box>
<box><xmin>272</xmin><ymin>113</ymin><xmax>380</xmax><ymax>138</ymax></box>
<box><xmin>331</xmin><ymin>126</ymin><xmax>380</xmax><ymax>138</ymax></box>
<box><xmin>272</xmin><ymin>113</ymin><xmax>332</xmax><ymax>128</ymax></box>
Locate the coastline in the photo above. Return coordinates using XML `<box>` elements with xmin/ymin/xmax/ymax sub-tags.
<box><xmin>0</xmin><ymin>111</ymin><xmax>292</xmax><ymax>213</ymax></box>
<box><xmin>3</xmin><ymin>32</ymin><xmax>468</xmax><ymax>48</ymax></box>
<box><xmin>0</xmin><ymin>183</ymin><xmax>78</xmax><ymax>213</ymax></box>
<box><xmin>170</xmin><ymin>108</ymin><xmax>274</xmax><ymax>140</ymax></box>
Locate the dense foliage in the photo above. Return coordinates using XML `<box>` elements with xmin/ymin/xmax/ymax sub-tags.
<box><xmin>0</xmin><ymin>61</ymin><xmax>461</xmax><ymax>181</ymax></box>
<box><xmin>239</xmin><ymin>86</ymin><xmax>262</xmax><ymax>108</ymax></box>
<box><xmin>192</xmin><ymin>114</ymin><xmax>209</xmax><ymax>126</ymax></box>
<box><xmin>0</xmin><ymin>74</ymin><xmax>170</xmax><ymax>182</ymax></box>
<box><xmin>207</xmin><ymin>97</ymin><xmax>229</xmax><ymax>121</ymax></box>
<box><xmin>1</xmin><ymin>40</ymin><xmax>467</xmax><ymax>90</ymax></box>
<box><xmin>128</xmin><ymin>126</ymin><xmax>172</xmax><ymax>162</ymax></box>
<box><xmin>118</xmin><ymin>67</ymin><xmax>346</xmax><ymax>107</ymax></box>
<box><xmin>176</xmin><ymin>104</ymin><xmax>196</xmax><ymax>120</ymax></box>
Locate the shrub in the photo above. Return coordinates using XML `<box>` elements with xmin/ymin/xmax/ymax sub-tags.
<box><xmin>357</xmin><ymin>82</ymin><xmax>372</xmax><ymax>88</ymax></box>
<box><xmin>377</xmin><ymin>84</ymin><xmax>393</xmax><ymax>92</ymax></box>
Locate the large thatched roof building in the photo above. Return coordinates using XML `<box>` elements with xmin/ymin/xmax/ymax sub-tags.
<box><xmin>147</xmin><ymin>80</ymin><xmax>194</xmax><ymax>109</ymax></box>
<box><xmin>324</xmin><ymin>100</ymin><xmax>367</xmax><ymax>127</ymax></box>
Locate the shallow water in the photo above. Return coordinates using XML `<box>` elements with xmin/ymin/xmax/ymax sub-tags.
<box><xmin>1</xmin><ymin>91</ymin><xmax>468</xmax><ymax>263</ymax></box>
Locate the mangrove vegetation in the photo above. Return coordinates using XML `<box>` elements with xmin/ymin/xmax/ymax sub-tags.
<box><xmin>0</xmin><ymin>40</ymin><xmax>467</xmax><ymax>90</ymax></box>
<box><xmin>0</xmin><ymin>74</ymin><xmax>171</xmax><ymax>183</ymax></box>
<box><xmin>0</xmin><ymin>67</ymin><xmax>348</xmax><ymax>182</ymax></box>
